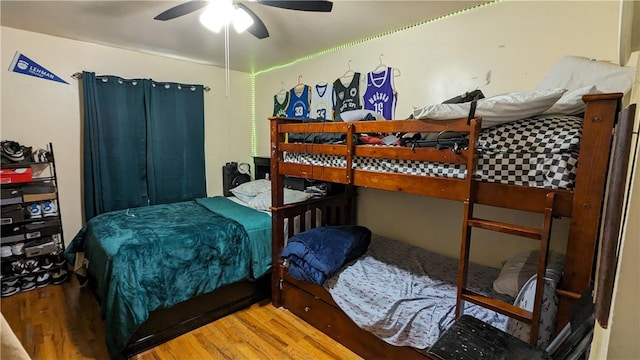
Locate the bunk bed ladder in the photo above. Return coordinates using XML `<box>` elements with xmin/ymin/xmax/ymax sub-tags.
<box><xmin>456</xmin><ymin>192</ymin><xmax>556</xmax><ymax>345</ymax></box>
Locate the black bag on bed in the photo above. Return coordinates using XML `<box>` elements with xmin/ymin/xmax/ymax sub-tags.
<box><xmin>400</xmin><ymin>89</ymin><xmax>482</xmax><ymax>151</ymax></box>
<box><xmin>401</xmin><ymin>131</ymin><xmax>469</xmax><ymax>153</ymax></box>
<box><xmin>442</xmin><ymin>89</ymin><xmax>485</xmax><ymax>104</ymax></box>
<box><xmin>288</xmin><ymin>117</ymin><xmax>349</xmax><ymax>144</ymax></box>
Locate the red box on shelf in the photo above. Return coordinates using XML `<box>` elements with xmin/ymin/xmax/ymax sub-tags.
<box><xmin>0</xmin><ymin>168</ymin><xmax>33</xmax><ymax>184</ymax></box>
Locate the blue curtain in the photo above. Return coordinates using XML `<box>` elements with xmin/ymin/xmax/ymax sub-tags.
<box><xmin>82</xmin><ymin>72</ymin><xmax>206</xmax><ymax>220</ymax></box>
<box><xmin>144</xmin><ymin>82</ymin><xmax>206</xmax><ymax>205</ymax></box>
<box><xmin>82</xmin><ymin>72</ymin><xmax>148</xmax><ymax>220</ymax></box>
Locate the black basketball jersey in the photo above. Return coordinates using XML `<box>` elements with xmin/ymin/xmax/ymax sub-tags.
<box><xmin>333</xmin><ymin>73</ymin><xmax>362</xmax><ymax>117</ymax></box>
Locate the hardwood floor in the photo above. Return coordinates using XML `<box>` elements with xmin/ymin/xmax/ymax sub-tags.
<box><xmin>1</xmin><ymin>278</ymin><xmax>363</xmax><ymax>360</ymax></box>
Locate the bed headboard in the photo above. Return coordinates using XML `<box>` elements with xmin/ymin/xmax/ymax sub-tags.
<box><xmin>253</xmin><ymin>156</ymin><xmax>270</xmax><ymax>181</ymax></box>
<box><xmin>222</xmin><ymin>162</ymin><xmax>250</xmax><ymax>197</ymax></box>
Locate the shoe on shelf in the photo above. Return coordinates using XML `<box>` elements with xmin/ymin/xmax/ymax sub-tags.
<box><xmin>33</xmin><ymin>148</ymin><xmax>51</xmax><ymax>163</ymax></box>
<box><xmin>52</xmin><ymin>253</ymin><xmax>66</xmax><ymax>267</ymax></box>
<box><xmin>35</xmin><ymin>272</ymin><xmax>51</xmax><ymax>288</ymax></box>
<box><xmin>3</xmin><ymin>277</ymin><xmax>19</xmax><ymax>288</ymax></box>
<box><xmin>1</xmin><ymin>140</ymin><xmax>25</xmax><ymax>162</ymax></box>
<box><xmin>42</xmin><ymin>200</ymin><xmax>58</xmax><ymax>217</ymax></box>
<box><xmin>51</xmin><ymin>269</ymin><xmax>68</xmax><ymax>285</ymax></box>
<box><xmin>1</xmin><ymin>282</ymin><xmax>20</xmax><ymax>297</ymax></box>
<box><xmin>10</xmin><ymin>242</ymin><xmax>24</xmax><ymax>256</ymax></box>
<box><xmin>2</xmin><ymin>262</ymin><xmax>15</xmax><ymax>277</ymax></box>
<box><xmin>40</xmin><ymin>256</ymin><xmax>54</xmax><ymax>270</ymax></box>
<box><xmin>28</xmin><ymin>203</ymin><xmax>42</xmax><ymax>219</ymax></box>
<box><xmin>1</xmin><ymin>246</ymin><xmax>12</xmax><ymax>258</ymax></box>
<box><xmin>24</xmin><ymin>259</ymin><xmax>40</xmax><ymax>273</ymax></box>
<box><xmin>20</xmin><ymin>276</ymin><xmax>36</xmax><ymax>291</ymax></box>
<box><xmin>10</xmin><ymin>260</ymin><xmax>28</xmax><ymax>275</ymax></box>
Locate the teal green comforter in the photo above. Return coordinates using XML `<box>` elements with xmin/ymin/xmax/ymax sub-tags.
<box><xmin>65</xmin><ymin>196</ymin><xmax>271</xmax><ymax>358</ymax></box>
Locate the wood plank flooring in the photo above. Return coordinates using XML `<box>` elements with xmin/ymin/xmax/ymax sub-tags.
<box><xmin>1</xmin><ymin>278</ymin><xmax>362</xmax><ymax>360</ymax></box>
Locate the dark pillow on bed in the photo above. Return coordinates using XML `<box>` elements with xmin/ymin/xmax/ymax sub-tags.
<box><xmin>281</xmin><ymin>225</ymin><xmax>372</xmax><ymax>285</ymax></box>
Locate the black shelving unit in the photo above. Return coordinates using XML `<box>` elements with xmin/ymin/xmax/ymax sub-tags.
<box><xmin>1</xmin><ymin>142</ymin><xmax>68</xmax><ymax>297</ymax></box>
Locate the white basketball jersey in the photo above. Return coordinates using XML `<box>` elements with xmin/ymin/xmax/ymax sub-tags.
<box><xmin>310</xmin><ymin>82</ymin><xmax>334</xmax><ymax>120</ymax></box>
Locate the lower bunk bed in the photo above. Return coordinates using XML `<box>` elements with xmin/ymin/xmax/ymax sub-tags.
<box><xmin>274</xmin><ymin>213</ymin><xmax>562</xmax><ymax>359</ymax></box>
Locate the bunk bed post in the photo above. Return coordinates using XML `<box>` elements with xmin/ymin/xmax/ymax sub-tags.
<box><xmin>455</xmin><ymin>117</ymin><xmax>480</xmax><ymax>319</ymax></box>
<box><xmin>270</xmin><ymin>117</ymin><xmax>286</xmax><ymax>307</ymax></box>
<box><xmin>557</xmin><ymin>94</ymin><xmax>622</xmax><ymax>328</ymax></box>
<box><xmin>595</xmin><ymin>104</ymin><xmax>636</xmax><ymax>328</ymax></box>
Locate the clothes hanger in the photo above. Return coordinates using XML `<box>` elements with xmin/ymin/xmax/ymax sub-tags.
<box><xmin>276</xmin><ymin>81</ymin><xmax>287</xmax><ymax>96</ymax></box>
<box><xmin>372</xmin><ymin>54</ymin><xmax>387</xmax><ymax>74</ymax></box>
<box><xmin>340</xmin><ymin>60</ymin><xmax>355</xmax><ymax>80</ymax></box>
<box><xmin>275</xmin><ymin>81</ymin><xmax>287</xmax><ymax>102</ymax></box>
<box><xmin>294</xmin><ymin>74</ymin><xmax>305</xmax><ymax>90</ymax></box>
<box><xmin>371</xmin><ymin>54</ymin><xmax>401</xmax><ymax>77</ymax></box>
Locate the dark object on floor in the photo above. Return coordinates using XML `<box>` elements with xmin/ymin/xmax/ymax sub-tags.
<box><xmin>427</xmin><ymin>288</ymin><xmax>595</xmax><ymax>360</ymax></box>
<box><xmin>427</xmin><ymin>315</ymin><xmax>550</xmax><ymax>360</ymax></box>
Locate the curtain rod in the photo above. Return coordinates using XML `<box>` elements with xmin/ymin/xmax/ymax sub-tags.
<box><xmin>71</xmin><ymin>72</ymin><xmax>211</xmax><ymax>92</ymax></box>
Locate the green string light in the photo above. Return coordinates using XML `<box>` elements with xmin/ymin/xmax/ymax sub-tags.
<box><xmin>250</xmin><ymin>75</ymin><xmax>257</xmax><ymax>157</ymax></box>
<box><xmin>250</xmin><ymin>0</ymin><xmax>501</xmax><ymax>156</ymax></box>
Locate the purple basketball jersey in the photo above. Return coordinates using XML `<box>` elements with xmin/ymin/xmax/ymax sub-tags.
<box><xmin>363</xmin><ymin>67</ymin><xmax>397</xmax><ymax>120</ymax></box>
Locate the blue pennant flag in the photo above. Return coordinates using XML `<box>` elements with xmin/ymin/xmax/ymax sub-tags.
<box><xmin>8</xmin><ymin>52</ymin><xmax>69</xmax><ymax>84</ymax></box>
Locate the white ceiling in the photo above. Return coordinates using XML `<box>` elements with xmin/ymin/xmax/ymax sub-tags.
<box><xmin>0</xmin><ymin>0</ymin><xmax>488</xmax><ymax>73</ymax></box>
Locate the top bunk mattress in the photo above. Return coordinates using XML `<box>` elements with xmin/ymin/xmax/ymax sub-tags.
<box><xmin>285</xmin><ymin>114</ymin><xmax>581</xmax><ymax>190</ymax></box>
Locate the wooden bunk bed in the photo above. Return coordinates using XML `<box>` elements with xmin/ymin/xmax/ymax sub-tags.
<box><xmin>268</xmin><ymin>93</ymin><xmax>630</xmax><ymax>359</ymax></box>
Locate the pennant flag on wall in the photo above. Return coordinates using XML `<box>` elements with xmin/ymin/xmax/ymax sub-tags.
<box><xmin>8</xmin><ymin>52</ymin><xmax>69</xmax><ymax>84</ymax></box>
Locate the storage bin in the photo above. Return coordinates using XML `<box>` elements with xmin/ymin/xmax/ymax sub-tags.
<box><xmin>0</xmin><ymin>168</ymin><xmax>33</xmax><ymax>184</ymax></box>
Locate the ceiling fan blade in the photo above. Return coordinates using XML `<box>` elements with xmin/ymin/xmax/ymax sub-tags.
<box><xmin>257</xmin><ymin>1</ymin><xmax>333</xmax><ymax>12</ymax></box>
<box><xmin>154</xmin><ymin>1</ymin><xmax>208</xmax><ymax>21</ymax></box>
<box><xmin>236</xmin><ymin>3</ymin><xmax>270</xmax><ymax>39</ymax></box>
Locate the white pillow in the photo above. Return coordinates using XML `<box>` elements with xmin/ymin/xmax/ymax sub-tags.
<box><xmin>505</xmin><ymin>273</ymin><xmax>561</xmax><ymax>349</ymax></box>
<box><xmin>247</xmin><ymin>188</ymin><xmax>313</xmax><ymax>211</ymax></box>
<box><xmin>537</xmin><ymin>56</ymin><xmax>635</xmax><ymax>96</ymax></box>
<box><xmin>542</xmin><ymin>85</ymin><xmax>601</xmax><ymax>115</ymax></box>
<box><xmin>338</xmin><ymin>109</ymin><xmax>386</xmax><ymax>122</ymax></box>
<box><xmin>229</xmin><ymin>179</ymin><xmax>271</xmax><ymax>203</ymax></box>
<box><xmin>493</xmin><ymin>250</ymin><xmax>564</xmax><ymax>298</ymax></box>
<box><xmin>412</xmin><ymin>88</ymin><xmax>566</xmax><ymax>128</ymax></box>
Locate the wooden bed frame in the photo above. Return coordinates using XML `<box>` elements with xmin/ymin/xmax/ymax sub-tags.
<box><xmin>268</xmin><ymin>93</ymin><xmax>629</xmax><ymax>359</ymax></box>
<box><xmin>98</xmin><ymin>158</ymin><xmax>273</xmax><ymax>359</ymax></box>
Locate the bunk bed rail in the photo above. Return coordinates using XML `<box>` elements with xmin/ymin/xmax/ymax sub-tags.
<box><xmin>270</xmin><ymin>116</ymin><xmax>482</xmax><ymax>200</ymax></box>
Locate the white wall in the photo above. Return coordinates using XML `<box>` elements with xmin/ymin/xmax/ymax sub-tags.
<box><xmin>0</xmin><ymin>26</ymin><xmax>252</xmax><ymax>243</ymax></box>
<box><xmin>254</xmin><ymin>0</ymin><xmax>621</xmax><ymax>267</ymax></box>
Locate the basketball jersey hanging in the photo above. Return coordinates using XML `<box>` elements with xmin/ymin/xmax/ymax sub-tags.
<box><xmin>363</xmin><ymin>67</ymin><xmax>397</xmax><ymax>120</ymax></box>
<box><xmin>273</xmin><ymin>92</ymin><xmax>289</xmax><ymax>117</ymax></box>
<box><xmin>333</xmin><ymin>72</ymin><xmax>362</xmax><ymax>117</ymax></box>
<box><xmin>286</xmin><ymin>85</ymin><xmax>311</xmax><ymax>118</ymax></box>
<box><xmin>310</xmin><ymin>82</ymin><xmax>334</xmax><ymax>120</ymax></box>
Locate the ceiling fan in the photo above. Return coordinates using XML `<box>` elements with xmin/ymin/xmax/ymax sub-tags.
<box><xmin>154</xmin><ymin>0</ymin><xmax>334</xmax><ymax>39</ymax></box>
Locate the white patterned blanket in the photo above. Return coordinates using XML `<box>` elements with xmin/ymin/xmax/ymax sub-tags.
<box><xmin>323</xmin><ymin>234</ymin><xmax>512</xmax><ymax>348</ymax></box>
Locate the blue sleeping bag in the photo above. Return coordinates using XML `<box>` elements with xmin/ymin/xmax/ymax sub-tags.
<box><xmin>281</xmin><ymin>225</ymin><xmax>371</xmax><ymax>285</ymax></box>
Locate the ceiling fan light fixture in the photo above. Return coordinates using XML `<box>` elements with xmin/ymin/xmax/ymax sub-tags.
<box><xmin>232</xmin><ymin>7</ymin><xmax>255</xmax><ymax>33</ymax></box>
<box><xmin>199</xmin><ymin>0</ymin><xmax>234</xmax><ymax>33</ymax></box>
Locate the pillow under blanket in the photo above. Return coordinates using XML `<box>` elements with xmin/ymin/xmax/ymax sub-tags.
<box><xmin>281</xmin><ymin>225</ymin><xmax>371</xmax><ymax>285</ymax></box>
